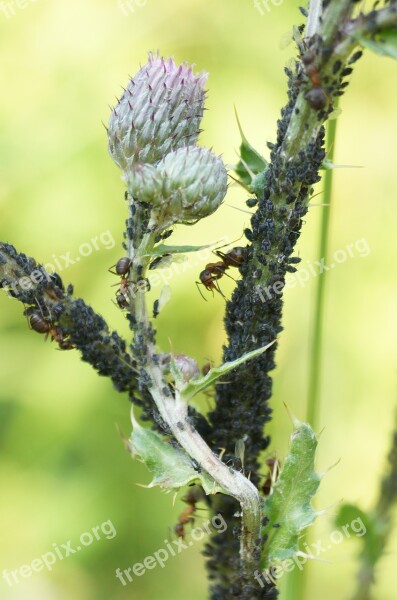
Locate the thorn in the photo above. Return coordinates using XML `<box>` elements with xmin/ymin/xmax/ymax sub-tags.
<box><xmin>115</xmin><ymin>422</ymin><xmax>130</xmax><ymax>452</ymax></box>
<box><xmin>234</xmin><ymin>105</ymin><xmax>249</xmax><ymax>144</ymax></box>
<box><xmin>228</xmin><ymin>172</ymin><xmax>251</xmax><ymax>193</ymax></box>
<box><xmin>283</xmin><ymin>402</ymin><xmax>300</xmax><ymax>428</ymax></box>
<box><xmin>319</xmin><ymin>457</ymin><xmax>341</xmax><ymax>478</ymax></box>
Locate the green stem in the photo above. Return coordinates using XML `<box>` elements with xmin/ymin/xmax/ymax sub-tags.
<box><xmin>307</xmin><ymin>107</ymin><xmax>338</xmax><ymax>427</ymax></box>
<box><xmin>126</xmin><ymin>207</ymin><xmax>262</xmax><ymax>572</ymax></box>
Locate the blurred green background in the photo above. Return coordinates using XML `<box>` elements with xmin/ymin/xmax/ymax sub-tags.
<box><xmin>1</xmin><ymin>1</ymin><xmax>397</xmax><ymax>599</ymax></box>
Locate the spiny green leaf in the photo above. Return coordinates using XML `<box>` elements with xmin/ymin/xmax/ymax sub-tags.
<box><xmin>261</xmin><ymin>420</ymin><xmax>321</xmax><ymax>567</ymax></box>
<box><xmin>354</xmin><ymin>29</ymin><xmax>397</xmax><ymax>60</ymax></box>
<box><xmin>147</xmin><ymin>243</ymin><xmax>214</xmax><ymax>256</ymax></box>
<box><xmin>129</xmin><ymin>411</ymin><xmax>223</xmax><ymax>494</ymax></box>
<box><xmin>234</xmin><ymin>107</ymin><xmax>268</xmax><ymax>193</ymax></box>
<box><xmin>179</xmin><ymin>340</ymin><xmax>276</xmax><ymax>400</ymax></box>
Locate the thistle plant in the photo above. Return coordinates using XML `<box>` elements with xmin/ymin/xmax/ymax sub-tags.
<box><xmin>1</xmin><ymin>3</ymin><xmax>397</xmax><ymax>600</ymax></box>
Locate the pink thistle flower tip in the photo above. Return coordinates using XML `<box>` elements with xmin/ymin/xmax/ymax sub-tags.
<box><xmin>108</xmin><ymin>52</ymin><xmax>208</xmax><ymax>170</ymax></box>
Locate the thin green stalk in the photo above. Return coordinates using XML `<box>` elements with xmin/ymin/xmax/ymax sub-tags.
<box><xmin>284</xmin><ymin>106</ymin><xmax>338</xmax><ymax>600</ymax></box>
<box><xmin>307</xmin><ymin>108</ymin><xmax>338</xmax><ymax>427</ymax></box>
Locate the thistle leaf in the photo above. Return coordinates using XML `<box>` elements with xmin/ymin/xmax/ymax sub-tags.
<box><xmin>129</xmin><ymin>411</ymin><xmax>223</xmax><ymax>494</ymax></box>
<box><xmin>146</xmin><ymin>243</ymin><xmax>214</xmax><ymax>256</ymax></box>
<box><xmin>261</xmin><ymin>419</ymin><xmax>321</xmax><ymax>567</ymax></box>
<box><xmin>234</xmin><ymin>107</ymin><xmax>268</xmax><ymax>194</ymax></box>
<box><xmin>179</xmin><ymin>340</ymin><xmax>276</xmax><ymax>400</ymax></box>
<box><xmin>354</xmin><ymin>29</ymin><xmax>397</xmax><ymax>60</ymax></box>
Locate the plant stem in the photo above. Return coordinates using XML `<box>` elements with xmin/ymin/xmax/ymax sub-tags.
<box><xmin>307</xmin><ymin>106</ymin><xmax>338</xmax><ymax>428</ymax></box>
<box><xmin>126</xmin><ymin>205</ymin><xmax>262</xmax><ymax>572</ymax></box>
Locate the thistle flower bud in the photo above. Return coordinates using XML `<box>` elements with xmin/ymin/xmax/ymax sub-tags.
<box><xmin>108</xmin><ymin>52</ymin><xmax>207</xmax><ymax>170</ymax></box>
<box><xmin>124</xmin><ymin>163</ymin><xmax>163</xmax><ymax>204</ymax></box>
<box><xmin>154</xmin><ymin>145</ymin><xmax>228</xmax><ymax>224</ymax></box>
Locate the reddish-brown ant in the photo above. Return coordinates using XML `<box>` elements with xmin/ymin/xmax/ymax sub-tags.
<box><xmin>115</xmin><ymin>292</ymin><xmax>130</xmax><ymax>310</ymax></box>
<box><xmin>174</xmin><ymin>488</ymin><xmax>203</xmax><ymax>539</ymax></box>
<box><xmin>196</xmin><ymin>264</ymin><xmax>227</xmax><ymax>300</ymax></box>
<box><xmin>302</xmin><ymin>48</ymin><xmax>327</xmax><ymax>110</ymax></box>
<box><xmin>214</xmin><ymin>246</ymin><xmax>245</xmax><ymax>268</ymax></box>
<box><xmin>24</xmin><ymin>306</ymin><xmax>74</xmax><ymax>350</ymax></box>
<box><xmin>109</xmin><ymin>257</ymin><xmax>133</xmax><ymax>307</ymax></box>
<box><xmin>109</xmin><ymin>256</ymin><xmax>132</xmax><ymax>277</ymax></box>
<box><xmin>196</xmin><ymin>246</ymin><xmax>246</xmax><ymax>300</ymax></box>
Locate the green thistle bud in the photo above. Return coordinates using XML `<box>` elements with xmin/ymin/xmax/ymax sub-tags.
<box><xmin>124</xmin><ymin>163</ymin><xmax>163</xmax><ymax>204</ymax></box>
<box><xmin>154</xmin><ymin>145</ymin><xmax>228</xmax><ymax>225</ymax></box>
<box><xmin>108</xmin><ymin>52</ymin><xmax>207</xmax><ymax>170</ymax></box>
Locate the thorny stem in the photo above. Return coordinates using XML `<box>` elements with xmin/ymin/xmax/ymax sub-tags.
<box><xmin>125</xmin><ymin>202</ymin><xmax>262</xmax><ymax>570</ymax></box>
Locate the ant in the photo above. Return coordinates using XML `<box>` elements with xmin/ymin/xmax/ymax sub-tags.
<box><xmin>214</xmin><ymin>246</ymin><xmax>245</xmax><ymax>268</ymax></box>
<box><xmin>196</xmin><ymin>263</ymin><xmax>228</xmax><ymax>300</ymax></box>
<box><xmin>109</xmin><ymin>256</ymin><xmax>132</xmax><ymax>278</ymax></box>
<box><xmin>196</xmin><ymin>246</ymin><xmax>246</xmax><ymax>300</ymax></box>
<box><xmin>109</xmin><ymin>257</ymin><xmax>133</xmax><ymax>308</ymax></box>
<box><xmin>174</xmin><ymin>487</ymin><xmax>204</xmax><ymax>539</ymax></box>
<box><xmin>115</xmin><ymin>292</ymin><xmax>130</xmax><ymax>310</ymax></box>
<box><xmin>24</xmin><ymin>306</ymin><xmax>74</xmax><ymax>350</ymax></box>
<box><xmin>301</xmin><ymin>47</ymin><xmax>328</xmax><ymax>110</ymax></box>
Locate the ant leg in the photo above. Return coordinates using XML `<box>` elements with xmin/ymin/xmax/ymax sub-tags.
<box><xmin>195</xmin><ymin>281</ymin><xmax>208</xmax><ymax>301</ymax></box>
<box><xmin>213</xmin><ymin>279</ymin><xmax>226</xmax><ymax>299</ymax></box>
<box><xmin>221</xmin><ymin>270</ymin><xmax>237</xmax><ymax>282</ymax></box>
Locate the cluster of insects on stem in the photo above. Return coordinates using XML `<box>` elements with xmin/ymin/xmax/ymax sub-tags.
<box><xmin>23</xmin><ymin>273</ymin><xmax>74</xmax><ymax>350</ymax></box>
